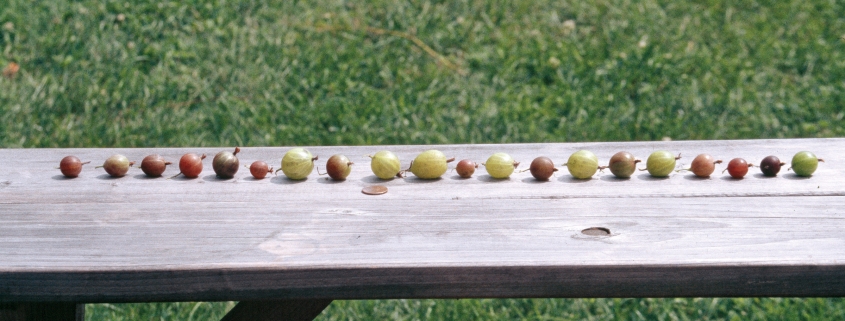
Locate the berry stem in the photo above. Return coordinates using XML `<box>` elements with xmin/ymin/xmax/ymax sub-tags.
<box><xmin>316</xmin><ymin>166</ymin><xmax>327</xmax><ymax>176</ymax></box>
<box><xmin>446</xmin><ymin>157</ymin><xmax>455</xmax><ymax>163</ymax></box>
<box><xmin>168</xmin><ymin>172</ymin><xmax>183</xmax><ymax>179</ymax></box>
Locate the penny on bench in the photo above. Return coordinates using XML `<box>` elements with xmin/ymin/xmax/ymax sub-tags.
<box><xmin>362</xmin><ymin>185</ymin><xmax>388</xmax><ymax>195</ymax></box>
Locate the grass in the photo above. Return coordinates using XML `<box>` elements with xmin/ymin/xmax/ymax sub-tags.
<box><xmin>1</xmin><ymin>0</ymin><xmax>844</xmax><ymax>319</ymax></box>
<box><xmin>83</xmin><ymin>298</ymin><xmax>845</xmax><ymax>321</ymax></box>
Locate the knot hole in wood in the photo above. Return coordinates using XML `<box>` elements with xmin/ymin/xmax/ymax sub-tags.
<box><xmin>581</xmin><ymin>227</ymin><xmax>611</xmax><ymax>236</ymax></box>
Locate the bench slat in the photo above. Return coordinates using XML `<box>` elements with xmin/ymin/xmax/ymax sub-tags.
<box><xmin>1</xmin><ymin>138</ymin><xmax>843</xmax><ymax>301</ymax></box>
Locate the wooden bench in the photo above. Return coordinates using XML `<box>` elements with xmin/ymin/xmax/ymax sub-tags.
<box><xmin>2</xmin><ymin>138</ymin><xmax>843</xmax><ymax>320</ymax></box>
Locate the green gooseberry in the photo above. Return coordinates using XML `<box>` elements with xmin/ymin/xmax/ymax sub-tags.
<box><xmin>644</xmin><ymin>151</ymin><xmax>680</xmax><ymax>177</ymax></box>
<box><xmin>790</xmin><ymin>151</ymin><xmax>823</xmax><ymax>177</ymax></box>
<box><xmin>409</xmin><ymin>150</ymin><xmax>454</xmax><ymax>179</ymax></box>
<box><xmin>278</xmin><ymin>148</ymin><xmax>317</xmax><ymax>180</ymax></box>
<box><xmin>565</xmin><ymin>150</ymin><xmax>599</xmax><ymax>179</ymax></box>
<box><xmin>483</xmin><ymin>153</ymin><xmax>519</xmax><ymax>179</ymax></box>
<box><xmin>369</xmin><ymin>150</ymin><xmax>402</xmax><ymax>179</ymax></box>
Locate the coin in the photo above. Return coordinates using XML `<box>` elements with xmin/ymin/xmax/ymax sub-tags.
<box><xmin>362</xmin><ymin>185</ymin><xmax>388</xmax><ymax>195</ymax></box>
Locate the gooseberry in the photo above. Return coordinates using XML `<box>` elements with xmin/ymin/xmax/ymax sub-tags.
<box><xmin>409</xmin><ymin>150</ymin><xmax>454</xmax><ymax>179</ymax></box>
<box><xmin>564</xmin><ymin>150</ymin><xmax>599</xmax><ymax>179</ymax></box>
<box><xmin>324</xmin><ymin>154</ymin><xmax>353</xmax><ymax>180</ymax></box>
<box><xmin>369</xmin><ymin>150</ymin><xmax>402</xmax><ymax>179</ymax></box>
<box><xmin>278</xmin><ymin>148</ymin><xmax>316</xmax><ymax>180</ymax></box>
<box><xmin>139</xmin><ymin>154</ymin><xmax>172</xmax><ymax>177</ymax></box>
<box><xmin>455</xmin><ymin>159</ymin><xmax>478</xmax><ymax>178</ymax></box>
<box><xmin>483</xmin><ymin>153</ymin><xmax>518</xmax><ymax>179</ymax></box>
<box><xmin>212</xmin><ymin>147</ymin><xmax>240</xmax><ymax>179</ymax></box>
<box><xmin>790</xmin><ymin>151</ymin><xmax>823</xmax><ymax>177</ymax></box>
<box><xmin>528</xmin><ymin>156</ymin><xmax>557</xmax><ymax>181</ymax></box>
<box><xmin>248</xmin><ymin>161</ymin><xmax>273</xmax><ymax>179</ymax></box>
<box><xmin>689</xmin><ymin>154</ymin><xmax>722</xmax><ymax>178</ymax></box>
<box><xmin>723</xmin><ymin>158</ymin><xmax>752</xmax><ymax>178</ymax></box>
<box><xmin>172</xmin><ymin>153</ymin><xmax>205</xmax><ymax>179</ymax></box>
<box><xmin>642</xmin><ymin>151</ymin><xmax>680</xmax><ymax>177</ymax></box>
<box><xmin>59</xmin><ymin>156</ymin><xmax>90</xmax><ymax>178</ymax></box>
<box><xmin>760</xmin><ymin>155</ymin><xmax>785</xmax><ymax>177</ymax></box>
<box><xmin>606</xmin><ymin>151</ymin><xmax>640</xmax><ymax>178</ymax></box>
<box><xmin>97</xmin><ymin>154</ymin><xmax>134</xmax><ymax>177</ymax></box>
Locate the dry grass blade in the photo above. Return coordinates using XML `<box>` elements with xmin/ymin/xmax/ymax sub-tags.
<box><xmin>314</xmin><ymin>23</ymin><xmax>467</xmax><ymax>75</ymax></box>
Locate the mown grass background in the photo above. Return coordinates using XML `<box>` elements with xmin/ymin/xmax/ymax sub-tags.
<box><xmin>1</xmin><ymin>0</ymin><xmax>844</xmax><ymax>320</ymax></box>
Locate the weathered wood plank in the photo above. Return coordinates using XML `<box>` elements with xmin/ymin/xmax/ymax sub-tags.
<box><xmin>219</xmin><ymin>299</ymin><xmax>332</xmax><ymax>321</ymax></box>
<box><xmin>1</xmin><ymin>196</ymin><xmax>844</xmax><ymax>268</ymax></box>
<box><xmin>0</xmin><ymin>139</ymin><xmax>843</xmax><ymax>301</ymax></box>
<box><xmin>0</xmin><ymin>138</ymin><xmax>841</xmax><ymax>203</ymax></box>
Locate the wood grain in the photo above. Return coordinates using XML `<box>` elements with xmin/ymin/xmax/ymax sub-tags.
<box><xmin>1</xmin><ymin>138</ymin><xmax>844</xmax><ymax>302</ymax></box>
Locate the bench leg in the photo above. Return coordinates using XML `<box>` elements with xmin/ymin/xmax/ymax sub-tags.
<box><xmin>220</xmin><ymin>299</ymin><xmax>332</xmax><ymax>321</ymax></box>
<box><xmin>0</xmin><ymin>303</ymin><xmax>84</xmax><ymax>321</ymax></box>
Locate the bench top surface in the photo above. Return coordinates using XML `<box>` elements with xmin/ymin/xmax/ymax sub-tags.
<box><xmin>2</xmin><ymin>138</ymin><xmax>845</xmax><ymax>302</ymax></box>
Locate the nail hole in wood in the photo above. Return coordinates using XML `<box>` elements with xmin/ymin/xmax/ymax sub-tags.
<box><xmin>581</xmin><ymin>227</ymin><xmax>610</xmax><ymax>236</ymax></box>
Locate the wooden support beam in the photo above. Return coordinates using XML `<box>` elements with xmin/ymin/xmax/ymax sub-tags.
<box><xmin>220</xmin><ymin>299</ymin><xmax>332</xmax><ymax>321</ymax></box>
<box><xmin>0</xmin><ymin>303</ymin><xmax>84</xmax><ymax>321</ymax></box>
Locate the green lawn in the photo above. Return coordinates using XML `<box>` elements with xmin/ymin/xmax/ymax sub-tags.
<box><xmin>2</xmin><ymin>0</ymin><xmax>844</xmax><ymax>319</ymax></box>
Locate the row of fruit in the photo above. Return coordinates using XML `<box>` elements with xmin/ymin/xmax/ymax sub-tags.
<box><xmin>57</xmin><ymin>148</ymin><xmax>824</xmax><ymax>180</ymax></box>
